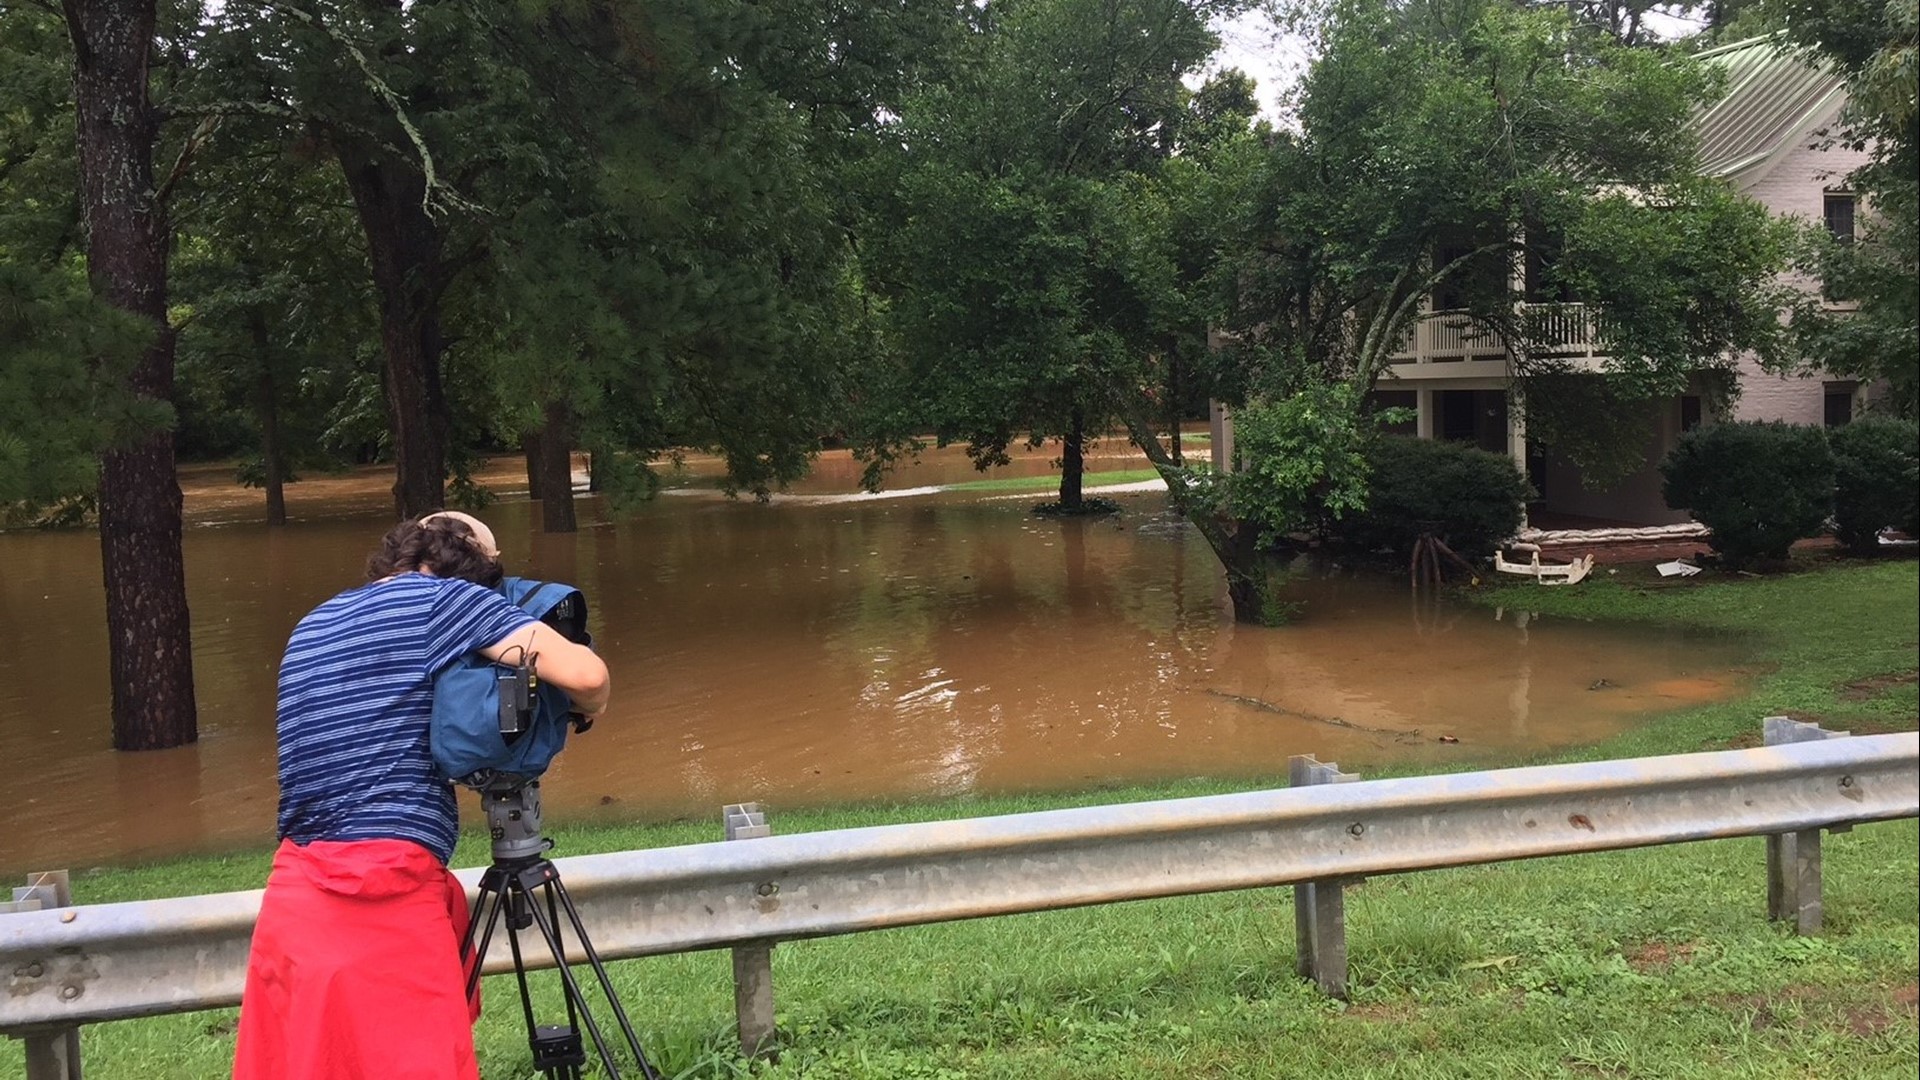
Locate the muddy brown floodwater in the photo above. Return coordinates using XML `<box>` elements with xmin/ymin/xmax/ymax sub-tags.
<box><xmin>0</xmin><ymin>445</ymin><xmax>1752</xmax><ymax>873</ymax></box>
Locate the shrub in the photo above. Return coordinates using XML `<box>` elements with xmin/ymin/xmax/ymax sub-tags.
<box><xmin>1332</xmin><ymin>436</ymin><xmax>1531</xmax><ymax>561</ymax></box>
<box><xmin>1829</xmin><ymin>417</ymin><xmax>1920</xmax><ymax>553</ymax></box>
<box><xmin>1660</xmin><ymin>420</ymin><xmax>1834</xmax><ymax>568</ymax></box>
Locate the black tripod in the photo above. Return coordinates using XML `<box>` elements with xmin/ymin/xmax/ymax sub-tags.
<box><xmin>463</xmin><ymin>779</ymin><xmax>661</xmax><ymax>1079</ymax></box>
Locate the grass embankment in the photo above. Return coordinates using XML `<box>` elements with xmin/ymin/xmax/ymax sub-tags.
<box><xmin>655</xmin><ymin>468</ymin><xmax>1164</xmax><ymax>496</ymax></box>
<box><xmin>945</xmin><ymin>469</ymin><xmax>1162</xmax><ymax>493</ymax></box>
<box><xmin>10</xmin><ymin>561</ymin><xmax>1916</xmax><ymax>1078</ymax></box>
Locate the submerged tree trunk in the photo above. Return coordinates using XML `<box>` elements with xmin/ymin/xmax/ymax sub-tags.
<box><xmin>537</xmin><ymin>400</ymin><xmax>576</xmax><ymax>533</ymax></box>
<box><xmin>1059</xmin><ymin>408</ymin><xmax>1085</xmax><ymax>509</ymax></box>
<box><xmin>65</xmin><ymin>0</ymin><xmax>198</xmax><ymax>749</ymax></box>
<box><xmin>1167</xmin><ymin>341</ymin><xmax>1184</xmax><ymax>467</ymax></box>
<box><xmin>336</xmin><ymin>145</ymin><xmax>449</xmax><ymax>519</ymax></box>
<box><xmin>1125</xmin><ymin>412</ymin><xmax>1283</xmax><ymax>625</ymax></box>
<box><xmin>250</xmin><ymin>310</ymin><xmax>286</xmax><ymax>527</ymax></box>
<box><xmin>521</xmin><ymin>430</ymin><xmax>545</xmax><ymax>501</ymax></box>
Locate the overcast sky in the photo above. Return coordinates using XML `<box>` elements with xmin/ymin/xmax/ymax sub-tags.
<box><xmin>1205</xmin><ymin>7</ymin><xmax>1714</xmax><ymax>121</ymax></box>
<box><xmin>1204</xmin><ymin>8</ymin><xmax>1303</xmax><ymax>118</ymax></box>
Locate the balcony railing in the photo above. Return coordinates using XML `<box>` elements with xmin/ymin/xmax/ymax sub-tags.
<box><xmin>1388</xmin><ymin>302</ymin><xmax>1608</xmax><ymax>363</ymax></box>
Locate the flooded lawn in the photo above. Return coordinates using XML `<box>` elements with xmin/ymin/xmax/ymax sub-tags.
<box><xmin>0</xmin><ymin>447</ymin><xmax>1752</xmax><ymax>872</ymax></box>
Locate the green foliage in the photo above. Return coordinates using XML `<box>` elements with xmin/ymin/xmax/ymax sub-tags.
<box><xmin>169</xmin><ymin>0</ymin><xmax>885</xmax><ymax>510</ymax></box>
<box><xmin>1828</xmin><ymin>417</ymin><xmax>1920</xmax><ymax>552</ymax></box>
<box><xmin>1222</xmin><ymin>0</ymin><xmax>1793</xmax><ymax>481</ymax></box>
<box><xmin>0</xmin><ymin>3</ymin><xmax>164</xmax><ymax>524</ymax></box>
<box><xmin>1552</xmin><ymin>179</ymin><xmax>1798</xmax><ymax>388</ymax></box>
<box><xmin>0</xmin><ymin>264</ymin><xmax>161</xmax><ymax>524</ymax></box>
<box><xmin>860</xmin><ymin>0</ymin><xmax>1250</xmax><ymax>496</ymax></box>
<box><xmin>168</xmin><ymin>126</ymin><xmax>375</xmax><ymax>478</ymax></box>
<box><xmin>1333</xmin><ymin>435</ymin><xmax>1532</xmax><ymax>561</ymax></box>
<box><xmin>1660</xmin><ymin>420</ymin><xmax>1836</xmax><ymax>566</ymax></box>
<box><xmin>1223</xmin><ymin>383</ymin><xmax>1374</xmax><ymax>546</ymax></box>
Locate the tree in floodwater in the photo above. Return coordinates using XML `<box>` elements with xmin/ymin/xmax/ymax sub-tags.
<box><xmin>11</xmin><ymin>0</ymin><xmax>202</xmax><ymax>748</ymax></box>
<box><xmin>864</xmin><ymin>0</ymin><xmax>1251</xmax><ymax>513</ymax></box>
<box><xmin>447</xmin><ymin>0</ymin><xmax>896</xmax><ymax>531</ymax></box>
<box><xmin>194</xmin><ymin>0</ymin><xmax>879</xmax><ymax>526</ymax></box>
<box><xmin>172</xmin><ymin>128</ymin><xmax>374</xmax><ymax>526</ymax></box>
<box><xmin>186</xmin><ymin>0</ymin><xmax>516</xmax><ymax>519</ymax></box>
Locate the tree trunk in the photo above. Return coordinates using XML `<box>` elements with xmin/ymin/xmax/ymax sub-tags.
<box><xmin>1124</xmin><ymin>412</ymin><xmax>1282</xmax><ymax>625</ymax></box>
<box><xmin>1220</xmin><ymin>522</ymin><xmax>1272</xmax><ymax>624</ymax></box>
<box><xmin>537</xmin><ymin>399</ymin><xmax>577</xmax><ymax>533</ymax></box>
<box><xmin>250</xmin><ymin>310</ymin><xmax>287</xmax><ymax>527</ymax></box>
<box><xmin>65</xmin><ymin>0</ymin><xmax>198</xmax><ymax>750</ymax></box>
<box><xmin>1167</xmin><ymin>341</ymin><xmax>1183</xmax><ymax>467</ymax></box>
<box><xmin>1059</xmin><ymin>408</ymin><xmax>1085</xmax><ymax>510</ymax></box>
<box><xmin>521</xmin><ymin>430</ymin><xmax>545</xmax><ymax>501</ymax></box>
<box><xmin>335</xmin><ymin>144</ymin><xmax>449</xmax><ymax>519</ymax></box>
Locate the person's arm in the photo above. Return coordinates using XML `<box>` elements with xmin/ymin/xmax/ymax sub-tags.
<box><xmin>481</xmin><ymin>623</ymin><xmax>612</xmax><ymax>718</ymax></box>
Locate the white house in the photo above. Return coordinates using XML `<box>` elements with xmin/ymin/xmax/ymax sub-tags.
<box><xmin>1213</xmin><ymin>35</ymin><xmax>1871</xmax><ymax>528</ymax></box>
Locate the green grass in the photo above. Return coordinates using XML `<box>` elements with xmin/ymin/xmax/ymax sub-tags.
<box><xmin>7</xmin><ymin>559</ymin><xmax>1915</xmax><ymax>1079</ymax></box>
<box><xmin>1465</xmin><ymin>555</ymin><xmax>1919</xmax><ymax>762</ymax></box>
<box><xmin>943</xmin><ymin>468</ymin><xmax>1163</xmax><ymax>494</ymax></box>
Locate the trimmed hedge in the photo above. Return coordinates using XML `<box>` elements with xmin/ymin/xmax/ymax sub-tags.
<box><xmin>1332</xmin><ymin>436</ymin><xmax>1531</xmax><ymax>561</ymax></box>
<box><xmin>1829</xmin><ymin>417</ymin><xmax>1920</xmax><ymax>553</ymax></box>
<box><xmin>1660</xmin><ymin>420</ymin><xmax>1834</xmax><ymax>567</ymax></box>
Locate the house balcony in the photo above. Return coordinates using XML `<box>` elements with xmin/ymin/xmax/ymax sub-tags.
<box><xmin>1383</xmin><ymin>303</ymin><xmax>1612</xmax><ymax>380</ymax></box>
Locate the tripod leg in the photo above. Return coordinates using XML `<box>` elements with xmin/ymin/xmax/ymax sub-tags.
<box><xmin>465</xmin><ymin>883</ymin><xmax>505</xmax><ymax>1004</ymax></box>
<box><xmin>521</xmin><ymin>892</ymin><xmax>625</xmax><ymax>1080</ymax></box>
<box><xmin>549</xmin><ymin>877</ymin><xmax>664</xmax><ymax>1080</ymax></box>
<box><xmin>502</xmin><ymin>892</ymin><xmax>546</xmax><ymax>1057</ymax></box>
<box><xmin>540</xmin><ymin>880</ymin><xmax>585</xmax><ymax>1039</ymax></box>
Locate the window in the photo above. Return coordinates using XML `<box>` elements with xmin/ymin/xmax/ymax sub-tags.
<box><xmin>1433</xmin><ymin>243</ymin><xmax>1474</xmax><ymax>310</ymax></box>
<box><xmin>1824</xmin><ymin>384</ymin><xmax>1855</xmax><ymax>428</ymax></box>
<box><xmin>1680</xmin><ymin>395</ymin><xmax>1703</xmax><ymax>432</ymax></box>
<box><xmin>1431</xmin><ymin>229</ymin><xmax>1507</xmax><ymax>311</ymax></box>
<box><xmin>1365</xmin><ymin>390</ymin><xmax>1418</xmax><ymax>436</ymax></box>
<box><xmin>1523</xmin><ymin>224</ymin><xmax>1574</xmax><ymax>303</ymax></box>
<box><xmin>1824</xmin><ymin>194</ymin><xmax>1855</xmax><ymax>245</ymax></box>
<box><xmin>1438</xmin><ymin>390</ymin><xmax>1507</xmax><ymax>453</ymax></box>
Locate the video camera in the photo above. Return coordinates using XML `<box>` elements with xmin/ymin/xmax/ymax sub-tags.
<box><xmin>432</xmin><ymin>577</ymin><xmax>595</xmax><ymax>788</ymax></box>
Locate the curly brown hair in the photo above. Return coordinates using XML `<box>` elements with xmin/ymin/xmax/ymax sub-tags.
<box><xmin>366</xmin><ymin>515</ymin><xmax>505</xmax><ymax>587</ymax></box>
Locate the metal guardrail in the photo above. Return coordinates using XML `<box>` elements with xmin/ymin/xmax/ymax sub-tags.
<box><xmin>5</xmin><ymin>723</ymin><xmax>1917</xmax><ymax>1067</ymax></box>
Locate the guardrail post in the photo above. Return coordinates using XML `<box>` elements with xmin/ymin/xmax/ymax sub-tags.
<box><xmin>4</xmin><ymin>871</ymin><xmax>82</xmax><ymax>1080</ymax></box>
<box><xmin>1763</xmin><ymin>717</ymin><xmax>1850</xmax><ymax>935</ymax></box>
<box><xmin>723</xmin><ymin>803</ymin><xmax>777</xmax><ymax>1060</ymax></box>
<box><xmin>1289</xmin><ymin>756</ymin><xmax>1359</xmax><ymax>998</ymax></box>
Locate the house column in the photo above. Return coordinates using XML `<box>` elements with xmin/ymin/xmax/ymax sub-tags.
<box><xmin>1415</xmin><ymin>390</ymin><xmax>1434</xmax><ymax>440</ymax></box>
<box><xmin>1507</xmin><ymin>397</ymin><xmax>1527</xmax><ymax>471</ymax></box>
<box><xmin>1209</xmin><ymin>400</ymin><xmax>1236</xmax><ymax>473</ymax></box>
<box><xmin>1508</xmin><ymin>393</ymin><xmax>1529</xmax><ymax>529</ymax></box>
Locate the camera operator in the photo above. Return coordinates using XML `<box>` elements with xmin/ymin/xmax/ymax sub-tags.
<box><xmin>233</xmin><ymin>511</ymin><xmax>609</xmax><ymax>1080</ymax></box>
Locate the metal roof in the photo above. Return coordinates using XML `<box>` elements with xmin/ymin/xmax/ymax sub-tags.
<box><xmin>1692</xmin><ymin>34</ymin><xmax>1848</xmax><ymax>182</ymax></box>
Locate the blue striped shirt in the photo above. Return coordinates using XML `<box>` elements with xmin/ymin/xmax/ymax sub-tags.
<box><xmin>275</xmin><ymin>574</ymin><xmax>536</xmax><ymax>863</ymax></box>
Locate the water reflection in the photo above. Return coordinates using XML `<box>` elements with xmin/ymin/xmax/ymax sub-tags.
<box><xmin>0</xmin><ymin>455</ymin><xmax>1750</xmax><ymax>873</ymax></box>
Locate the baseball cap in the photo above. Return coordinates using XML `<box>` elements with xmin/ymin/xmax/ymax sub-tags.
<box><xmin>418</xmin><ymin>510</ymin><xmax>501</xmax><ymax>559</ymax></box>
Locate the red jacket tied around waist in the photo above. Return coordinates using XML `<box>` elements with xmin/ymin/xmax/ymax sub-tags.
<box><xmin>233</xmin><ymin>838</ymin><xmax>480</xmax><ymax>1080</ymax></box>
